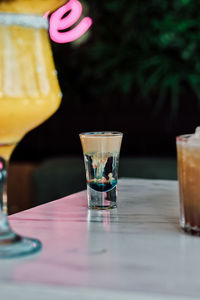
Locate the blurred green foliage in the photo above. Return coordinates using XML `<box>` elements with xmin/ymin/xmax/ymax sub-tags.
<box><xmin>56</xmin><ymin>0</ymin><xmax>200</xmax><ymax>112</ymax></box>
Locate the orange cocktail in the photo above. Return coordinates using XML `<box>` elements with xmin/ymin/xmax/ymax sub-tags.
<box><xmin>177</xmin><ymin>129</ymin><xmax>200</xmax><ymax>234</ymax></box>
<box><xmin>0</xmin><ymin>0</ymin><xmax>65</xmax><ymax>258</ymax></box>
<box><xmin>0</xmin><ymin>25</ymin><xmax>61</xmax><ymax>159</ymax></box>
<box><xmin>0</xmin><ymin>0</ymin><xmax>66</xmax><ymax>160</ymax></box>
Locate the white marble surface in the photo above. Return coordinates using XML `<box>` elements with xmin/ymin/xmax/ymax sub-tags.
<box><xmin>0</xmin><ymin>178</ymin><xmax>200</xmax><ymax>299</ymax></box>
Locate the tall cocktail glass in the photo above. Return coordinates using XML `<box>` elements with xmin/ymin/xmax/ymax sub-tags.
<box><xmin>0</xmin><ymin>13</ymin><xmax>62</xmax><ymax>257</ymax></box>
<box><xmin>176</xmin><ymin>128</ymin><xmax>200</xmax><ymax>235</ymax></box>
<box><xmin>80</xmin><ymin>132</ymin><xmax>123</xmax><ymax>209</ymax></box>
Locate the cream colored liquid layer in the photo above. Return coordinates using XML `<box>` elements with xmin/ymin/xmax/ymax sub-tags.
<box><xmin>80</xmin><ymin>134</ymin><xmax>122</xmax><ymax>154</ymax></box>
<box><xmin>177</xmin><ymin>142</ymin><xmax>200</xmax><ymax>227</ymax></box>
<box><xmin>0</xmin><ymin>25</ymin><xmax>61</xmax><ymax>147</ymax></box>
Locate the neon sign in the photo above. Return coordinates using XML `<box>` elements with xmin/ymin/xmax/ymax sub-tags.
<box><xmin>45</xmin><ymin>0</ymin><xmax>93</xmax><ymax>44</ymax></box>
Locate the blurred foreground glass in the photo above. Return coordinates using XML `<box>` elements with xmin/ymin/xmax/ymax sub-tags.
<box><xmin>0</xmin><ymin>14</ymin><xmax>62</xmax><ymax>257</ymax></box>
<box><xmin>80</xmin><ymin>132</ymin><xmax>123</xmax><ymax>209</ymax></box>
<box><xmin>176</xmin><ymin>134</ymin><xmax>200</xmax><ymax>235</ymax></box>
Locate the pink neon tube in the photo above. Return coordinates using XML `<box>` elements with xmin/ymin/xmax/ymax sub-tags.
<box><xmin>48</xmin><ymin>0</ymin><xmax>93</xmax><ymax>43</ymax></box>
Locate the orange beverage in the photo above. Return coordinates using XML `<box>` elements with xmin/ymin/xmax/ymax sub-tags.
<box><xmin>177</xmin><ymin>129</ymin><xmax>200</xmax><ymax>234</ymax></box>
<box><xmin>0</xmin><ymin>0</ymin><xmax>66</xmax><ymax>160</ymax></box>
<box><xmin>0</xmin><ymin>0</ymin><xmax>66</xmax><ymax>258</ymax></box>
<box><xmin>0</xmin><ymin>24</ymin><xmax>61</xmax><ymax>159</ymax></box>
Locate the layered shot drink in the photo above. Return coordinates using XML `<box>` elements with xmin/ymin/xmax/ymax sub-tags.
<box><xmin>177</xmin><ymin>127</ymin><xmax>200</xmax><ymax>234</ymax></box>
<box><xmin>80</xmin><ymin>132</ymin><xmax>123</xmax><ymax>209</ymax></box>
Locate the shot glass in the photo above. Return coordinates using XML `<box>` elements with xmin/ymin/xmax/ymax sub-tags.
<box><xmin>176</xmin><ymin>134</ymin><xmax>200</xmax><ymax>234</ymax></box>
<box><xmin>80</xmin><ymin>132</ymin><xmax>123</xmax><ymax>209</ymax></box>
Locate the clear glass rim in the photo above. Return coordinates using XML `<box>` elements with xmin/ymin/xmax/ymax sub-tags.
<box><xmin>176</xmin><ymin>134</ymin><xmax>192</xmax><ymax>142</ymax></box>
<box><xmin>79</xmin><ymin>131</ymin><xmax>123</xmax><ymax>137</ymax></box>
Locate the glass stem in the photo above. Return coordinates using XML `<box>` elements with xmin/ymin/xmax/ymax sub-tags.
<box><xmin>0</xmin><ymin>157</ymin><xmax>11</xmax><ymax>234</ymax></box>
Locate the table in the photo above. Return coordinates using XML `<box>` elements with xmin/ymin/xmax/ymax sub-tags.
<box><xmin>1</xmin><ymin>178</ymin><xmax>200</xmax><ymax>299</ymax></box>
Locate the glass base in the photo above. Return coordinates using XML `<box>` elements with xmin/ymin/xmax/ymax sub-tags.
<box><xmin>181</xmin><ymin>222</ymin><xmax>200</xmax><ymax>236</ymax></box>
<box><xmin>0</xmin><ymin>232</ymin><xmax>42</xmax><ymax>258</ymax></box>
<box><xmin>87</xmin><ymin>185</ymin><xmax>117</xmax><ymax>210</ymax></box>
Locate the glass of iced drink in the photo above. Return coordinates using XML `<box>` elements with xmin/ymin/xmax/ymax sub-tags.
<box><xmin>176</xmin><ymin>127</ymin><xmax>200</xmax><ymax>234</ymax></box>
<box><xmin>80</xmin><ymin>132</ymin><xmax>123</xmax><ymax>209</ymax></box>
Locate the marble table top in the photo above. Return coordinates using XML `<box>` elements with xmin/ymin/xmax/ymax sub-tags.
<box><xmin>1</xmin><ymin>178</ymin><xmax>200</xmax><ymax>299</ymax></box>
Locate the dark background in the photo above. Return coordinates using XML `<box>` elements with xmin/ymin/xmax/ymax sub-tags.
<box><xmin>12</xmin><ymin>0</ymin><xmax>200</xmax><ymax>162</ymax></box>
